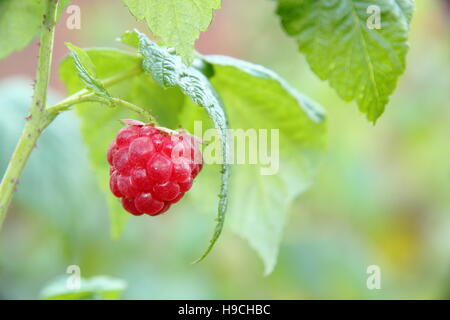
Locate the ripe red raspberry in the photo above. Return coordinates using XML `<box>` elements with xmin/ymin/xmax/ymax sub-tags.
<box><xmin>107</xmin><ymin>122</ymin><xmax>203</xmax><ymax>216</ymax></box>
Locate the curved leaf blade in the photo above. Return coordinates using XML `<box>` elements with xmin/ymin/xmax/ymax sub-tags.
<box><xmin>134</xmin><ymin>31</ymin><xmax>231</xmax><ymax>261</ymax></box>
<box><xmin>178</xmin><ymin>67</ymin><xmax>230</xmax><ymax>263</ymax></box>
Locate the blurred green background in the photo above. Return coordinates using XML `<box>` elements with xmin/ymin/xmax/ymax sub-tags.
<box><xmin>0</xmin><ymin>0</ymin><xmax>449</xmax><ymax>299</ymax></box>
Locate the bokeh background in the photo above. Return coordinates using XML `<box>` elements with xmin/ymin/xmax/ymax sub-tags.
<box><xmin>1</xmin><ymin>0</ymin><xmax>449</xmax><ymax>299</ymax></box>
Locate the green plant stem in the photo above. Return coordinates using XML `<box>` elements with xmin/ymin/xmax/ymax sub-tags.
<box><xmin>48</xmin><ymin>95</ymin><xmax>156</xmax><ymax>124</ymax></box>
<box><xmin>110</xmin><ymin>98</ymin><xmax>157</xmax><ymax>124</ymax></box>
<box><xmin>0</xmin><ymin>0</ymin><xmax>58</xmax><ymax>228</ymax></box>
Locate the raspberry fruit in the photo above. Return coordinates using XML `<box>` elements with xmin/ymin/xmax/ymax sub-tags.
<box><xmin>108</xmin><ymin>122</ymin><xmax>203</xmax><ymax>216</ymax></box>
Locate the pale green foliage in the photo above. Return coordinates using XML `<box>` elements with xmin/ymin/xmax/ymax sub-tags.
<box><xmin>65</xmin><ymin>43</ymin><xmax>111</xmax><ymax>99</ymax></box>
<box><xmin>182</xmin><ymin>55</ymin><xmax>326</xmax><ymax>274</ymax></box>
<box><xmin>40</xmin><ymin>276</ymin><xmax>127</xmax><ymax>300</ymax></box>
<box><xmin>276</xmin><ymin>0</ymin><xmax>414</xmax><ymax>122</ymax></box>
<box><xmin>123</xmin><ymin>0</ymin><xmax>221</xmax><ymax>64</ymax></box>
<box><xmin>59</xmin><ymin>48</ymin><xmax>184</xmax><ymax>237</ymax></box>
<box><xmin>0</xmin><ymin>0</ymin><xmax>44</xmax><ymax>60</ymax></box>
<box><xmin>206</xmin><ymin>55</ymin><xmax>325</xmax><ymax>274</ymax></box>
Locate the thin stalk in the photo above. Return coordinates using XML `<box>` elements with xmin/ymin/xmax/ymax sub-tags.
<box><xmin>48</xmin><ymin>95</ymin><xmax>156</xmax><ymax>124</ymax></box>
<box><xmin>110</xmin><ymin>98</ymin><xmax>157</xmax><ymax>124</ymax></box>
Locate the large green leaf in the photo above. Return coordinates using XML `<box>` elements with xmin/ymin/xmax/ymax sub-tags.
<box><xmin>123</xmin><ymin>0</ymin><xmax>221</xmax><ymax>64</ymax></box>
<box><xmin>59</xmin><ymin>48</ymin><xmax>184</xmax><ymax>237</ymax></box>
<box><xmin>276</xmin><ymin>0</ymin><xmax>414</xmax><ymax>122</ymax></box>
<box><xmin>184</xmin><ymin>55</ymin><xmax>326</xmax><ymax>274</ymax></box>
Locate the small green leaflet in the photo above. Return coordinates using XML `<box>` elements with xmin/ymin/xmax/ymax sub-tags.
<box><xmin>65</xmin><ymin>43</ymin><xmax>112</xmax><ymax>100</ymax></box>
<box><xmin>120</xmin><ymin>30</ymin><xmax>140</xmax><ymax>49</ymax></box>
<box><xmin>276</xmin><ymin>0</ymin><xmax>414</xmax><ymax>122</ymax></box>
<box><xmin>122</xmin><ymin>0</ymin><xmax>221</xmax><ymax>64</ymax></box>
<box><xmin>129</xmin><ymin>30</ymin><xmax>231</xmax><ymax>261</ymax></box>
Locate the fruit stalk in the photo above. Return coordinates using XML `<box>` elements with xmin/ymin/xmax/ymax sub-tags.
<box><xmin>0</xmin><ymin>0</ymin><xmax>58</xmax><ymax>228</ymax></box>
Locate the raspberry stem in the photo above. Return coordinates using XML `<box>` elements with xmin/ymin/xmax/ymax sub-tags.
<box><xmin>48</xmin><ymin>94</ymin><xmax>156</xmax><ymax>124</ymax></box>
<box><xmin>110</xmin><ymin>98</ymin><xmax>157</xmax><ymax>124</ymax></box>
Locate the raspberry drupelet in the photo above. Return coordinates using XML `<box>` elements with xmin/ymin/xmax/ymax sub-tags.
<box><xmin>108</xmin><ymin>122</ymin><xmax>203</xmax><ymax>216</ymax></box>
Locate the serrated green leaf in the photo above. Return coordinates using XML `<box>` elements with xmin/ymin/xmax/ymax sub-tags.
<box><xmin>123</xmin><ymin>0</ymin><xmax>221</xmax><ymax>64</ymax></box>
<box><xmin>133</xmin><ymin>31</ymin><xmax>230</xmax><ymax>261</ymax></box>
<box><xmin>178</xmin><ymin>67</ymin><xmax>230</xmax><ymax>263</ymax></box>
<box><xmin>40</xmin><ymin>276</ymin><xmax>127</xmax><ymax>300</ymax></box>
<box><xmin>276</xmin><ymin>0</ymin><xmax>414</xmax><ymax>122</ymax></box>
<box><xmin>137</xmin><ymin>33</ymin><xmax>183</xmax><ymax>87</ymax></box>
<box><xmin>189</xmin><ymin>55</ymin><xmax>326</xmax><ymax>274</ymax></box>
<box><xmin>65</xmin><ymin>42</ymin><xmax>112</xmax><ymax>100</ymax></box>
<box><xmin>59</xmin><ymin>48</ymin><xmax>184</xmax><ymax>237</ymax></box>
